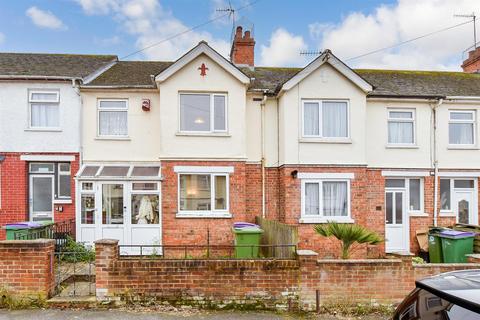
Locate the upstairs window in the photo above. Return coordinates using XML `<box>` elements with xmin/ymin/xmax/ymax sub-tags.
<box><xmin>388</xmin><ymin>110</ymin><xmax>415</xmax><ymax>145</ymax></box>
<box><xmin>179</xmin><ymin>93</ymin><xmax>227</xmax><ymax>133</ymax></box>
<box><xmin>98</xmin><ymin>99</ymin><xmax>128</xmax><ymax>137</ymax></box>
<box><xmin>449</xmin><ymin>110</ymin><xmax>475</xmax><ymax>145</ymax></box>
<box><xmin>302</xmin><ymin>100</ymin><xmax>348</xmax><ymax>138</ymax></box>
<box><xmin>29</xmin><ymin>90</ymin><xmax>60</xmax><ymax>128</ymax></box>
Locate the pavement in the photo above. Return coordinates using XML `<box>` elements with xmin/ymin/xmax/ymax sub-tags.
<box><xmin>0</xmin><ymin>309</ymin><xmax>389</xmax><ymax>320</ymax></box>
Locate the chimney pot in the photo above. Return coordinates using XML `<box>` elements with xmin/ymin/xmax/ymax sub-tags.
<box><xmin>230</xmin><ymin>25</ymin><xmax>255</xmax><ymax>67</ymax></box>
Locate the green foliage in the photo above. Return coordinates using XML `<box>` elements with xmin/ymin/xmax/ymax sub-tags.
<box><xmin>58</xmin><ymin>237</ymin><xmax>95</xmax><ymax>262</ymax></box>
<box><xmin>0</xmin><ymin>288</ymin><xmax>46</xmax><ymax>310</ymax></box>
<box><xmin>412</xmin><ymin>256</ymin><xmax>426</xmax><ymax>264</ymax></box>
<box><xmin>314</xmin><ymin>222</ymin><xmax>383</xmax><ymax>259</ymax></box>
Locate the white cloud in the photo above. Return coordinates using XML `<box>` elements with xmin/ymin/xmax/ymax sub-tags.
<box><xmin>94</xmin><ymin>35</ymin><xmax>122</xmax><ymax>46</ymax></box>
<box><xmin>260</xmin><ymin>28</ymin><xmax>308</xmax><ymax>66</ymax></box>
<box><xmin>76</xmin><ymin>0</ymin><xmax>230</xmax><ymax>60</ymax></box>
<box><xmin>312</xmin><ymin>0</ymin><xmax>479</xmax><ymax>70</ymax></box>
<box><xmin>26</xmin><ymin>6</ymin><xmax>67</xmax><ymax>30</ymax></box>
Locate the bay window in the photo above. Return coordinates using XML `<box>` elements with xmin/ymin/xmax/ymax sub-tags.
<box><xmin>388</xmin><ymin>109</ymin><xmax>415</xmax><ymax>145</ymax></box>
<box><xmin>301</xmin><ymin>178</ymin><xmax>352</xmax><ymax>223</ymax></box>
<box><xmin>449</xmin><ymin>110</ymin><xmax>475</xmax><ymax>145</ymax></box>
<box><xmin>29</xmin><ymin>90</ymin><xmax>60</xmax><ymax>128</ymax></box>
<box><xmin>98</xmin><ymin>99</ymin><xmax>128</xmax><ymax>137</ymax></box>
<box><xmin>179</xmin><ymin>93</ymin><xmax>227</xmax><ymax>133</ymax></box>
<box><xmin>302</xmin><ymin>100</ymin><xmax>349</xmax><ymax>138</ymax></box>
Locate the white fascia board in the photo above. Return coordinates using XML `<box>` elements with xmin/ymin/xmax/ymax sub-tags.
<box><xmin>174</xmin><ymin>166</ymin><xmax>234</xmax><ymax>173</ymax></box>
<box><xmin>381</xmin><ymin>170</ymin><xmax>430</xmax><ymax>177</ymax></box>
<box><xmin>20</xmin><ymin>155</ymin><xmax>75</xmax><ymax>162</ymax></box>
<box><xmin>439</xmin><ymin>172</ymin><xmax>480</xmax><ymax>178</ymax></box>
<box><xmin>280</xmin><ymin>52</ymin><xmax>372</xmax><ymax>93</ymax></box>
<box><xmin>155</xmin><ymin>42</ymin><xmax>250</xmax><ymax>85</ymax></box>
<box><xmin>297</xmin><ymin>172</ymin><xmax>355</xmax><ymax>179</ymax></box>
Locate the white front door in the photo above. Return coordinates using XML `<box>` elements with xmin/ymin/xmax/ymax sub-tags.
<box><xmin>454</xmin><ymin>190</ymin><xmax>477</xmax><ymax>225</ymax></box>
<box><xmin>98</xmin><ymin>182</ymin><xmax>127</xmax><ymax>244</ymax></box>
<box><xmin>385</xmin><ymin>190</ymin><xmax>409</xmax><ymax>253</ymax></box>
<box><xmin>29</xmin><ymin>174</ymin><xmax>54</xmax><ymax>222</ymax></box>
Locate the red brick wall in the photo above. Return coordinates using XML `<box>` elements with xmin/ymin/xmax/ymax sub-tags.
<box><xmin>0</xmin><ymin>153</ymin><xmax>79</xmax><ymax>239</ymax></box>
<box><xmin>245</xmin><ymin>163</ymin><xmax>262</xmax><ymax>218</ymax></box>
<box><xmin>161</xmin><ymin>161</ymin><xmax>254</xmax><ymax>247</ymax></box>
<box><xmin>0</xmin><ymin>239</ymin><xmax>55</xmax><ymax>298</ymax></box>
<box><xmin>95</xmin><ymin>241</ymin><xmax>480</xmax><ymax>310</ymax></box>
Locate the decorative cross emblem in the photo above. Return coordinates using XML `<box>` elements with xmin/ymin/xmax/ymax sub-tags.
<box><xmin>198</xmin><ymin>63</ymin><xmax>208</xmax><ymax>76</ymax></box>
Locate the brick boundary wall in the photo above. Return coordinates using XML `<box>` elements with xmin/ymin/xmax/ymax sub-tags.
<box><xmin>95</xmin><ymin>240</ymin><xmax>480</xmax><ymax>310</ymax></box>
<box><xmin>0</xmin><ymin>239</ymin><xmax>55</xmax><ymax>299</ymax></box>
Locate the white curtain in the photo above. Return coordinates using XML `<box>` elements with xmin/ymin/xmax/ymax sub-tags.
<box><xmin>99</xmin><ymin>111</ymin><xmax>127</xmax><ymax>136</ymax></box>
<box><xmin>322</xmin><ymin>101</ymin><xmax>347</xmax><ymax>137</ymax></box>
<box><xmin>388</xmin><ymin>121</ymin><xmax>413</xmax><ymax>144</ymax></box>
<box><xmin>449</xmin><ymin>123</ymin><xmax>473</xmax><ymax>144</ymax></box>
<box><xmin>323</xmin><ymin>182</ymin><xmax>347</xmax><ymax>216</ymax></box>
<box><xmin>303</xmin><ymin>103</ymin><xmax>319</xmax><ymax>135</ymax></box>
<box><xmin>31</xmin><ymin>103</ymin><xmax>59</xmax><ymax>127</ymax></box>
<box><xmin>304</xmin><ymin>183</ymin><xmax>319</xmax><ymax>215</ymax></box>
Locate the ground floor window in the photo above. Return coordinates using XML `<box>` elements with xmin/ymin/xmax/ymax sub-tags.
<box><xmin>385</xmin><ymin>178</ymin><xmax>424</xmax><ymax>213</ymax></box>
<box><xmin>440</xmin><ymin>178</ymin><xmax>477</xmax><ymax>224</ymax></box>
<box><xmin>131</xmin><ymin>183</ymin><xmax>160</xmax><ymax>224</ymax></box>
<box><xmin>301</xmin><ymin>178</ymin><xmax>352</xmax><ymax>223</ymax></box>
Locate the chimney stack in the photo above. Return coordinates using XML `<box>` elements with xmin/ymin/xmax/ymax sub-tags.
<box><xmin>230</xmin><ymin>26</ymin><xmax>255</xmax><ymax>67</ymax></box>
<box><xmin>462</xmin><ymin>47</ymin><xmax>480</xmax><ymax>73</ymax></box>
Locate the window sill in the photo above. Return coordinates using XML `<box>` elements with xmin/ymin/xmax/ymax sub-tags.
<box><xmin>385</xmin><ymin>144</ymin><xmax>419</xmax><ymax>149</ymax></box>
<box><xmin>447</xmin><ymin>145</ymin><xmax>479</xmax><ymax>150</ymax></box>
<box><xmin>25</xmin><ymin>128</ymin><xmax>62</xmax><ymax>132</ymax></box>
<box><xmin>95</xmin><ymin>136</ymin><xmax>131</xmax><ymax>141</ymax></box>
<box><xmin>54</xmin><ymin>199</ymin><xmax>72</xmax><ymax>204</ymax></box>
<box><xmin>175</xmin><ymin>132</ymin><xmax>231</xmax><ymax>137</ymax></box>
<box><xmin>409</xmin><ymin>212</ymin><xmax>429</xmax><ymax>217</ymax></box>
<box><xmin>299</xmin><ymin>217</ymin><xmax>354</xmax><ymax>224</ymax></box>
<box><xmin>439</xmin><ymin>211</ymin><xmax>456</xmax><ymax>217</ymax></box>
<box><xmin>298</xmin><ymin>138</ymin><xmax>352</xmax><ymax>144</ymax></box>
<box><xmin>176</xmin><ymin>212</ymin><xmax>232</xmax><ymax>219</ymax></box>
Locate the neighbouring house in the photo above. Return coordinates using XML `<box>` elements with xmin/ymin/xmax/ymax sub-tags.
<box><xmin>0</xmin><ymin>53</ymin><xmax>117</xmax><ymax>238</ymax></box>
<box><xmin>2</xmin><ymin>26</ymin><xmax>480</xmax><ymax>257</ymax></box>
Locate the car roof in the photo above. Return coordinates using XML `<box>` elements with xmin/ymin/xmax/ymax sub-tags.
<box><xmin>416</xmin><ymin>269</ymin><xmax>480</xmax><ymax>312</ymax></box>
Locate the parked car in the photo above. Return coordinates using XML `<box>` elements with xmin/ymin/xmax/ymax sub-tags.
<box><xmin>394</xmin><ymin>270</ymin><xmax>480</xmax><ymax>319</ymax></box>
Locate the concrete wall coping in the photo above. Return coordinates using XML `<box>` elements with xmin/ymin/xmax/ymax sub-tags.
<box><xmin>95</xmin><ymin>239</ymin><xmax>120</xmax><ymax>245</ymax></box>
<box><xmin>317</xmin><ymin>258</ymin><xmax>403</xmax><ymax>264</ymax></box>
<box><xmin>296</xmin><ymin>250</ymin><xmax>318</xmax><ymax>256</ymax></box>
<box><xmin>414</xmin><ymin>262</ymin><xmax>480</xmax><ymax>268</ymax></box>
<box><xmin>0</xmin><ymin>239</ymin><xmax>55</xmax><ymax>246</ymax></box>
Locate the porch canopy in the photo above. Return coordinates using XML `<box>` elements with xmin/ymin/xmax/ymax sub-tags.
<box><xmin>77</xmin><ymin>164</ymin><xmax>161</xmax><ymax>180</ymax></box>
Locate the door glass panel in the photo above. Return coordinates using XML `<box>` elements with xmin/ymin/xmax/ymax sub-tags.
<box><xmin>454</xmin><ymin>180</ymin><xmax>474</xmax><ymax>189</ymax></box>
<box><xmin>32</xmin><ymin>176</ymin><xmax>53</xmax><ymax>212</ymax></box>
<box><xmin>458</xmin><ymin>199</ymin><xmax>470</xmax><ymax>224</ymax></box>
<box><xmin>30</xmin><ymin>163</ymin><xmax>54</xmax><ymax>173</ymax></box>
<box><xmin>386</xmin><ymin>192</ymin><xmax>393</xmax><ymax>224</ymax></box>
<box><xmin>102</xmin><ymin>184</ymin><xmax>124</xmax><ymax>224</ymax></box>
<box><xmin>395</xmin><ymin>192</ymin><xmax>403</xmax><ymax>224</ymax></box>
<box><xmin>81</xmin><ymin>194</ymin><xmax>95</xmax><ymax>224</ymax></box>
<box><xmin>131</xmin><ymin>194</ymin><xmax>159</xmax><ymax>224</ymax></box>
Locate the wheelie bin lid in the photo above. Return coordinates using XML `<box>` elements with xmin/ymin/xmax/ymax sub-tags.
<box><xmin>4</xmin><ymin>221</ymin><xmax>42</xmax><ymax>230</ymax></box>
<box><xmin>232</xmin><ymin>227</ymin><xmax>264</xmax><ymax>234</ymax></box>
<box><xmin>438</xmin><ymin>229</ymin><xmax>475</xmax><ymax>239</ymax></box>
<box><xmin>233</xmin><ymin>222</ymin><xmax>260</xmax><ymax>229</ymax></box>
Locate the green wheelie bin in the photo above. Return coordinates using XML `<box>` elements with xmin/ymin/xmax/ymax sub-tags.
<box><xmin>232</xmin><ymin>224</ymin><xmax>264</xmax><ymax>258</ymax></box>
<box><xmin>438</xmin><ymin>229</ymin><xmax>475</xmax><ymax>263</ymax></box>
<box><xmin>428</xmin><ymin>227</ymin><xmax>446</xmax><ymax>263</ymax></box>
<box><xmin>4</xmin><ymin>221</ymin><xmax>53</xmax><ymax>240</ymax></box>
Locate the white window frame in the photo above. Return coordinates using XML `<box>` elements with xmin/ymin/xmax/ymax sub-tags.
<box><xmin>387</xmin><ymin>108</ymin><xmax>416</xmax><ymax>146</ymax></box>
<box><xmin>448</xmin><ymin>110</ymin><xmax>476</xmax><ymax>146</ymax></box>
<box><xmin>28</xmin><ymin>89</ymin><xmax>60</xmax><ymax>130</ymax></box>
<box><xmin>57</xmin><ymin>163</ymin><xmax>71</xmax><ymax>200</ymax></box>
<box><xmin>176</xmin><ymin>168</ymin><xmax>231</xmax><ymax>218</ymax></box>
<box><xmin>300</xmin><ymin>178</ymin><xmax>353</xmax><ymax>223</ymax></box>
<box><xmin>97</xmin><ymin>99</ymin><xmax>129</xmax><ymax>138</ymax></box>
<box><xmin>178</xmin><ymin>92</ymin><xmax>228</xmax><ymax>133</ymax></box>
<box><xmin>130</xmin><ymin>182</ymin><xmax>160</xmax><ymax>225</ymax></box>
<box><xmin>439</xmin><ymin>178</ymin><xmax>477</xmax><ymax>215</ymax></box>
<box><xmin>79</xmin><ymin>181</ymin><xmax>96</xmax><ymax>225</ymax></box>
<box><xmin>301</xmin><ymin>99</ymin><xmax>350</xmax><ymax>140</ymax></box>
<box><xmin>384</xmin><ymin>177</ymin><xmax>424</xmax><ymax>216</ymax></box>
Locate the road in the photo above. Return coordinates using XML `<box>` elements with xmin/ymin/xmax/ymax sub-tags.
<box><xmin>0</xmin><ymin>309</ymin><xmax>389</xmax><ymax>319</ymax></box>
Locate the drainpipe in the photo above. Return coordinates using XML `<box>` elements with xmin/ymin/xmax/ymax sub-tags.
<box><xmin>260</xmin><ymin>91</ymin><xmax>268</xmax><ymax>218</ymax></box>
<box><xmin>432</xmin><ymin>98</ymin><xmax>443</xmax><ymax>227</ymax></box>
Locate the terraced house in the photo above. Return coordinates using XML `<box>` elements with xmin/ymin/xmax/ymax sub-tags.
<box><xmin>2</xmin><ymin>26</ymin><xmax>480</xmax><ymax>257</ymax></box>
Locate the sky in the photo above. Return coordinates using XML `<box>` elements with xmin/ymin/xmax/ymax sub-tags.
<box><xmin>0</xmin><ymin>0</ymin><xmax>479</xmax><ymax>70</ymax></box>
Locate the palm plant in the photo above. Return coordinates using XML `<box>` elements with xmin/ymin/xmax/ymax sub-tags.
<box><xmin>314</xmin><ymin>222</ymin><xmax>383</xmax><ymax>259</ymax></box>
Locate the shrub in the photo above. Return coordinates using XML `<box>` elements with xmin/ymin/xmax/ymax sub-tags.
<box><xmin>57</xmin><ymin>236</ymin><xmax>95</xmax><ymax>263</ymax></box>
<box><xmin>314</xmin><ymin>222</ymin><xmax>383</xmax><ymax>259</ymax></box>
